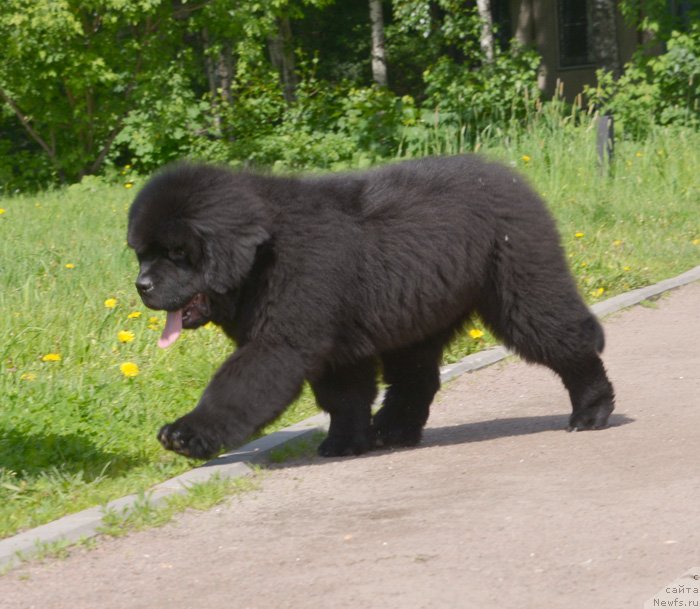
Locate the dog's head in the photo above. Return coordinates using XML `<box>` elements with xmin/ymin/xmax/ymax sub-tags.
<box><xmin>126</xmin><ymin>163</ymin><xmax>270</xmax><ymax>347</ymax></box>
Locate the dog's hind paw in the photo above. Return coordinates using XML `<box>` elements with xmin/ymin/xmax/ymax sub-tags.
<box><xmin>317</xmin><ymin>431</ymin><xmax>374</xmax><ymax>457</ymax></box>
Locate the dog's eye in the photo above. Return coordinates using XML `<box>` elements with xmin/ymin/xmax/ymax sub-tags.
<box><xmin>169</xmin><ymin>247</ymin><xmax>188</xmax><ymax>263</ymax></box>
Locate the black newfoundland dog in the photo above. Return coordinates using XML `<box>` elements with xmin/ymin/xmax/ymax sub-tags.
<box><xmin>127</xmin><ymin>155</ymin><xmax>614</xmax><ymax>459</ymax></box>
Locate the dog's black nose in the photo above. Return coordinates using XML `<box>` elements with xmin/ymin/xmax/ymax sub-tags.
<box><xmin>135</xmin><ymin>277</ymin><xmax>154</xmax><ymax>294</ymax></box>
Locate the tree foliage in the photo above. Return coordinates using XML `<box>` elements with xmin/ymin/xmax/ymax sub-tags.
<box><xmin>0</xmin><ymin>0</ymin><xmax>181</xmax><ymax>183</ymax></box>
<box><xmin>586</xmin><ymin>23</ymin><xmax>700</xmax><ymax>138</ymax></box>
<box><xmin>0</xmin><ymin>0</ymin><xmax>696</xmax><ymax>191</ymax></box>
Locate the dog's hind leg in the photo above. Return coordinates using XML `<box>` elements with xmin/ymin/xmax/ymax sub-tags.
<box><xmin>553</xmin><ymin>350</ymin><xmax>615</xmax><ymax>430</ymax></box>
<box><xmin>476</xmin><ymin>266</ymin><xmax>615</xmax><ymax>431</ymax></box>
<box><xmin>374</xmin><ymin>331</ymin><xmax>451</xmax><ymax>448</ymax></box>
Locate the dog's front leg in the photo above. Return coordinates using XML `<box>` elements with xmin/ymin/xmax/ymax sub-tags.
<box><xmin>157</xmin><ymin>341</ymin><xmax>306</xmax><ymax>459</ymax></box>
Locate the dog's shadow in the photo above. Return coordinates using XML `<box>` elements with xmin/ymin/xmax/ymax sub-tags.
<box><xmin>261</xmin><ymin>413</ymin><xmax>634</xmax><ymax>469</ymax></box>
<box><xmin>421</xmin><ymin>412</ymin><xmax>633</xmax><ymax>448</ymax></box>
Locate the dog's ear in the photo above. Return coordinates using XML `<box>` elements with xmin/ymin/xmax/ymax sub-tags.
<box><xmin>203</xmin><ymin>224</ymin><xmax>270</xmax><ymax>293</ymax></box>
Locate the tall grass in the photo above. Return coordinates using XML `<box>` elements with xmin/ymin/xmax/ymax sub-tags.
<box><xmin>1</xmin><ymin>109</ymin><xmax>698</xmax><ymax>538</ymax></box>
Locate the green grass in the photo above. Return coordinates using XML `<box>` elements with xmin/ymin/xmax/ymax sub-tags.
<box><xmin>3</xmin><ymin>535</ymin><xmax>99</xmax><ymax>574</ymax></box>
<box><xmin>1</xmin><ymin>115</ymin><xmax>699</xmax><ymax>539</ymax></box>
<box><xmin>1</xmin><ymin>472</ymin><xmax>259</xmax><ymax>572</ymax></box>
<box><xmin>267</xmin><ymin>431</ymin><xmax>327</xmax><ymax>464</ymax></box>
<box><xmin>98</xmin><ymin>471</ymin><xmax>261</xmax><ymax>537</ymax></box>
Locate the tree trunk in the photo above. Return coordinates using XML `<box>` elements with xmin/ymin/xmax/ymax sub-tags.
<box><xmin>369</xmin><ymin>0</ymin><xmax>388</xmax><ymax>87</ymax></box>
<box><xmin>202</xmin><ymin>28</ymin><xmax>222</xmax><ymax>135</ymax></box>
<box><xmin>217</xmin><ymin>44</ymin><xmax>234</xmax><ymax>107</ymax></box>
<box><xmin>268</xmin><ymin>15</ymin><xmax>298</xmax><ymax>104</ymax></box>
<box><xmin>203</xmin><ymin>29</ymin><xmax>234</xmax><ymax>137</ymax></box>
<box><xmin>514</xmin><ymin>0</ymin><xmax>535</xmax><ymax>47</ymax></box>
<box><xmin>589</xmin><ymin>0</ymin><xmax>621</xmax><ymax>78</ymax></box>
<box><xmin>203</xmin><ymin>28</ymin><xmax>217</xmax><ymax>100</ymax></box>
<box><xmin>476</xmin><ymin>0</ymin><xmax>495</xmax><ymax>63</ymax></box>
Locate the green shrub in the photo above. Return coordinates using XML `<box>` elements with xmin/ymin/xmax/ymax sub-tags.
<box><xmin>422</xmin><ymin>45</ymin><xmax>541</xmax><ymax>133</ymax></box>
<box><xmin>586</xmin><ymin>24</ymin><xmax>700</xmax><ymax>138</ymax></box>
<box><xmin>0</xmin><ymin>135</ymin><xmax>55</xmax><ymax>195</ymax></box>
<box><xmin>109</xmin><ymin>66</ymin><xmax>231</xmax><ymax>172</ymax></box>
<box><xmin>229</xmin><ymin>74</ymin><xmax>416</xmax><ymax>171</ymax></box>
<box><xmin>336</xmin><ymin>86</ymin><xmax>416</xmax><ymax>157</ymax></box>
<box><xmin>418</xmin><ymin>3</ymin><xmax>542</xmax><ymax>139</ymax></box>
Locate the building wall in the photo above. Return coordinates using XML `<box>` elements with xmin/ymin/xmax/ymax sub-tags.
<box><xmin>509</xmin><ymin>0</ymin><xmax>640</xmax><ymax>101</ymax></box>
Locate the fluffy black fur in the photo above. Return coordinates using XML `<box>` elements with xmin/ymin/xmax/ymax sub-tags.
<box><xmin>127</xmin><ymin>155</ymin><xmax>615</xmax><ymax>459</ymax></box>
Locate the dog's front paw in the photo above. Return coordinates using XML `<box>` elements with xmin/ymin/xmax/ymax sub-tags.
<box><xmin>157</xmin><ymin>419</ymin><xmax>221</xmax><ymax>460</ymax></box>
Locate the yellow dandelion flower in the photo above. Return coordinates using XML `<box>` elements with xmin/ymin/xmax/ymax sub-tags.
<box><xmin>580</xmin><ymin>261</ymin><xmax>588</xmax><ymax>267</ymax></box>
<box><xmin>692</xmin><ymin>239</ymin><xmax>700</xmax><ymax>246</ymax></box>
<box><xmin>127</xmin><ymin>311</ymin><xmax>142</xmax><ymax>319</ymax></box>
<box><xmin>104</xmin><ymin>298</ymin><xmax>117</xmax><ymax>308</ymax></box>
<box><xmin>147</xmin><ymin>324</ymin><xmax>159</xmax><ymax>331</ymax></box>
<box><xmin>124</xmin><ymin>182</ymin><xmax>134</xmax><ymax>189</ymax></box>
<box><xmin>20</xmin><ymin>372</ymin><xmax>37</xmax><ymax>381</ymax></box>
<box><xmin>635</xmin><ymin>151</ymin><xmax>643</xmax><ymax>158</ymax></box>
<box><xmin>148</xmin><ymin>316</ymin><xmax>160</xmax><ymax>324</ymax></box>
<box><xmin>574</xmin><ymin>232</ymin><xmax>585</xmax><ymax>239</ymax></box>
<box><xmin>612</xmin><ymin>240</ymin><xmax>623</xmax><ymax>247</ymax></box>
<box><xmin>119</xmin><ymin>362</ymin><xmax>140</xmax><ymax>378</ymax></box>
<box><xmin>591</xmin><ymin>287</ymin><xmax>605</xmax><ymax>298</ymax></box>
<box><xmin>623</xmin><ymin>265</ymin><xmax>631</xmax><ymax>272</ymax></box>
<box><xmin>124</xmin><ymin>164</ymin><xmax>132</xmax><ymax>170</ymax></box>
<box><xmin>64</xmin><ymin>263</ymin><xmax>75</xmax><ymax>269</ymax></box>
<box><xmin>0</xmin><ymin>208</ymin><xmax>6</xmax><ymax>215</ymax></box>
<box><xmin>521</xmin><ymin>155</ymin><xmax>531</xmax><ymax>163</ymax></box>
<box><xmin>42</xmin><ymin>353</ymin><xmax>62</xmax><ymax>362</ymax></box>
<box><xmin>118</xmin><ymin>330</ymin><xmax>135</xmax><ymax>343</ymax></box>
<box><xmin>469</xmin><ymin>328</ymin><xmax>484</xmax><ymax>340</ymax></box>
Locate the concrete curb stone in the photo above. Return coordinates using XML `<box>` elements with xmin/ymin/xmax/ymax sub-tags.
<box><xmin>1</xmin><ymin>264</ymin><xmax>698</xmax><ymax>570</ymax></box>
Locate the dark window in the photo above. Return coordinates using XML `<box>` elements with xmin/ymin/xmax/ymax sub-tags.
<box><xmin>558</xmin><ymin>0</ymin><xmax>593</xmax><ymax>68</ymax></box>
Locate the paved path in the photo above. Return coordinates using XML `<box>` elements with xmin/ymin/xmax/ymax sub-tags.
<box><xmin>2</xmin><ymin>282</ymin><xmax>699</xmax><ymax>609</ymax></box>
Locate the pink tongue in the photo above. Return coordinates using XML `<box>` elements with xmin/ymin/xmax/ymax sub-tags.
<box><xmin>158</xmin><ymin>310</ymin><xmax>183</xmax><ymax>349</ymax></box>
